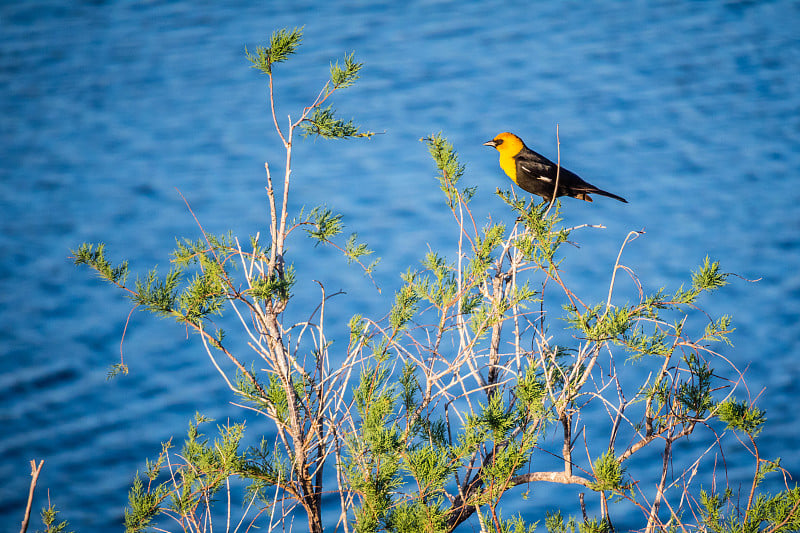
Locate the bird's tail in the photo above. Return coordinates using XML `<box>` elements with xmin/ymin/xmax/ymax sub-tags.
<box><xmin>592</xmin><ymin>189</ymin><xmax>628</xmax><ymax>203</ymax></box>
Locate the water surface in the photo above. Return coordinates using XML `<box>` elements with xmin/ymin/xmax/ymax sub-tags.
<box><xmin>1</xmin><ymin>1</ymin><xmax>798</xmax><ymax>530</ymax></box>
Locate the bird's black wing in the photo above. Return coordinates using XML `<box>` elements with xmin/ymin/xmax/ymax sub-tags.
<box><xmin>515</xmin><ymin>147</ymin><xmax>627</xmax><ymax>202</ymax></box>
<box><xmin>514</xmin><ymin>147</ymin><xmax>600</xmax><ymax>200</ymax></box>
<box><xmin>513</xmin><ymin>149</ymin><xmax>562</xmax><ymax>198</ymax></box>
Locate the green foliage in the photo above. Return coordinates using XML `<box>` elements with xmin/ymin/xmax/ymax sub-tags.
<box><xmin>699</xmin><ymin>488</ymin><xmax>730</xmax><ymax>530</ymax></box>
<box><xmin>668</xmin><ymin>256</ymin><xmax>731</xmax><ymax>308</ymax></box>
<box><xmin>398</xmin><ymin>362</ymin><xmax>420</xmax><ymax>412</ymax></box>
<box><xmin>403</xmin><ymin>444</ymin><xmax>455</xmax><ymax>496</ymax></box>
<box><xmin>347</xmin><ymin>362</ymin><xmax>405</xmax><ymax>532</ymax></box>
<box><xmin>72</xmin><ymin>242</ymin><xmax>129</xmax><ymax>285</ymax></box>
<box><xmin>124</xmin><ymin>474</ymin><xmax>165</xmax><ymax>533</ymax></box>
<box><xmin>546</xmin><ymin>510</ymin><xmax>576</xmax><ymax>533</ymax></box>
<box><xmin>345</xmin><ymin>233</ymin><xmax>379</xmax><ymax>273</ymax></box>
<box><xmin>467</xmin><ymin>224</ymin><xmax>506</xmax><ymax>279</ymax></box>
<box><xmin>413</xmin><ymin>252</ymin><xmax>458</xmax><ymax>308</ymax></box>
<box><xmin>300</xmin><ymin>205</ymin><xmax>379</xmax><ymax>272</ymax></box>
<box><xmin>705</xmin><ymin>314</ymin><xmax>734</xmax><ymax>345</ymax></box>
<box><xmin>305</xmin><ymin>206</ymin><xmax>344</xmax><ymax>244</ymax></box>
<box><xmin>578</xmin><ymin>517</ymin><xmax>612</xmax><ymax>533</ymax></box>
<box><xmin>388</xmin><ymin>500</ymin><xmax>449</xmax><ymax>532</ymax></box>
<box><xmin>755</xmin><ymin>458</ymin><xmax>782</xmax><ymax>487</ymax></box>
<box><xmin>244</xmin><ymin>437</ymin><xmax>292</xmax><ymax>498</ymax></box>
<box><xmin>562</xmin><ymin>255</ymin><xmax>737</xmax><ymax>369</ymax></box>
<box><xmin>345</xmin><ymin>232</ymin><xmax>370</xmax><ymax>260</ymax></box>
<box><xmin>124</xmin><ymin>417</ymin><xmax>246</xmax><ymax>533</ymax></box>
<box><xmin>469</xmin><ymin>298</ymin><xmax>511</xmax><ymax>338</ymax></box>
<box><xmin>182</xmin><ymin>419</ymin><xmax>246</xmax><ymax>484</ymax></box>
<box><xmin>301</xmin><ymin>104</ymin><xmax>375</xmax><ymax>139</ymax></box>
<box><xmin>481</xmin><ymin>510</ymin><xmax>538</xmax><ymax>533</ymax></box>
<box><xmin>330</xmin><ymin>51</ymin><xmax>362</xmax><ymax>90</ymax></box>
<box><xmin>248</xmin><ymin>372</ymin><xmax>291</xmax><ymax>422</ymax></box>
<box><xmin>623</xmin><ymin>327</ymin><xmax>672</xmax><ymax>361</ymax></box>
<box><xmin>543</xmin><ymin>511</ymin><xmax>611</xmax><ymax>533</ymax></box>
<box><xmin>107</xmin><ymin>362</ymin><xmax>129</xmax><ymax>378</ymax></box>
<box><xmin>692</xmin><ymin>255</ymin><xmax>730</xmax><ymax>293</ymax></box>
<box><xmin>422</xmin><ymin>133</ymin><xmax>471</xmax><ymax>208</ymax></box>
<box><xmin>349</xmin><ymin>313</ymin><xmax>368</xmax><ymax>347</ymax></box>
<box><xmin>717</xmin><ymin>398</ymin><xmax>766</xmax><ymax>436</ymax></box>
<box><xmin>515</xmin><ymin>370</ymin><xmax>547</xmax><ymax>417</ymax></box>
<box><xmin>171</xmin><ymin>233</ymin><xmax>234</xmax><ymax>266</ymax></box>
<box><xmin>497</xmin><ymin>193</ymin><xmax>570</xmax><ymax>265</ymax></box>
<box><xmin>676</xmin><ymin>353</ymin><xmax>715</xmax><ymax>418</ymax></box>
<box><xmin>474</xmin><ymin>393</ymin><xmax>516</xmax><ymax>438</ymax></box>
<box><xmin>345</xmin><ymin>355</ymin><xmax>544</xmax><ymax>530</ymax></box>
<box><xmin>567</xmin><ymin>303</ymin><xmax>633</xmax><ymax>343</ymax></box>
<box><xmin>37</xmin><ymin>504</ymin><xmax>74</xmax><ymax>533</ymax></box>
<box><xmin>588</xmin><ymin>449</ymin><xmax>626</xmax><ymax>494</ymax></box>
<box><xmin>699</xmin><ymin>485</ymin><xmax>800</xmax><ymax>532</ymax></box>
<box><xmin>132</xmin><ymin>267</ymin><xmax>182</xmax><ymax>319</ymax></box>
<box><xmin>178</xmin><ymin>267</ymin><xmax>226</xmax><ymax>324</ymax></box>
<box><xmin>245</xmin><ymin>26</ymin><xmax>303</xmax><ymax>75</ymax></box>
<box><xmin>479</xmin><ymin>435</ymin><xmax>537</xmax><ymax>504</ymax></box>
<box><xmin>249</xmin><ymin>265</ymin><xmax>296</xmax><ymax>303</ymax></box>
<box><xmin>390</xmin><ymin>274</ymin><xmax>421</xmax><ymax>332</ymax></box>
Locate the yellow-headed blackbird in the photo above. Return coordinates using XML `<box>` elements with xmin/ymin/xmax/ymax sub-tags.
<box><xmin>484</xmin><ymin>132</ymin><xmax>627</xmax><ymax>203</ymax></box>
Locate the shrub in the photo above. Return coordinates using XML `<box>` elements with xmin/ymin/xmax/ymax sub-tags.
<box><xmin>72</xmin><ymin>28</ymin><xmax>798</xmax><ymax>533</ymax></box>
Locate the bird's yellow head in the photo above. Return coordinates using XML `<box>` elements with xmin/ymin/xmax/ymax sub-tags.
<box><xmin>483</xmin><ymin>132</ymin><xmax>525</xmax><ymax>155</ymax></box>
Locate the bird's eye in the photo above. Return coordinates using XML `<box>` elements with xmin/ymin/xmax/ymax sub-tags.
<box><xmin>494</xmin><ymin>138</ymin><xmax>503</xmax><ymax>146</ymax></box>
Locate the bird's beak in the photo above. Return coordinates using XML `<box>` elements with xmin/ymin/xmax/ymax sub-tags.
<box><xmin>483</xmin><ymin>139</ymin><xmax>498</xmax><ymax>148</ymax></box>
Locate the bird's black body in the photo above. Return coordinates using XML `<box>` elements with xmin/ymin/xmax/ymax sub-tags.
<box><xmin>513</xmin><ymin>146</ymin><xmax>627</xmax><ymax>203</ymax></box>
<box><xmin>484</xmin><ymin>132</ymin><xmax>628</xmax><ymax>204</ymax></box>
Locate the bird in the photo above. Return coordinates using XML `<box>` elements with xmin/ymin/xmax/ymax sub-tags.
<box><xmin>483</xmin><ymin>132</ymin><xmax>627</xmax><ymax>203</ymax></box>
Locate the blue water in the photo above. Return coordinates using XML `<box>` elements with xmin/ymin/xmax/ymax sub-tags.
<box><xmin>2</xmin><ymin>1</ymin><xmax>799</xmax><ymax>530</ymax></box>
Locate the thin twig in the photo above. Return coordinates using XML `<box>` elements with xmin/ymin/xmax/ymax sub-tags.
<box><xmin>19</xmin><ymin>460</ymin><xmax>44</xmax><ymax>533</ymax></box>
<box><xmin>544</xmin><ymin>124</ymin><xmax>561</xmax><ymax>219</ymax></box>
